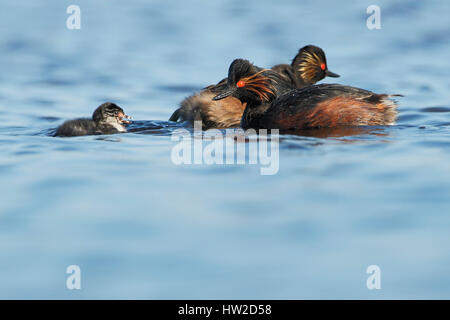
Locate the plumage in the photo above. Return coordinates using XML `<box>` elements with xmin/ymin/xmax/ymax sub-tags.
<box><xmin>169</xmin><ymin>45</ymin><xmax>339</xmax><ymax>129</ymax></box>
<box><xmin>54</xmin><ymin>102</ymin><xmax>131</xmax><ymax>137</ymax></box>
<box><xmin>213</xmin><ymin>60</ymin><xmax>401</xmax><ymax>131</ymax></box>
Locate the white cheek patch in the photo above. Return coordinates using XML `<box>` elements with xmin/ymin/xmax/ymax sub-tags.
<box><xmin>110</xmin><ymin>121</ymin><xmax>126</xmax><ymax>132</ymax></box>
<box><xmin>105</xmin><ymin>116</ymin><xmax>126</xmax><ymax>132</ymax></box>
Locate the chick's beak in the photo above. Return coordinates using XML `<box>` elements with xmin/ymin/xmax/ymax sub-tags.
<box><xmin>325</xmin><ymin>70</ymin><xmax>340</xmax><ymax>78</ymax></box>
<box><xmin>118</xmin><ymin>112</ymin><xmax>132</xmax><ymax>124</ymax></box>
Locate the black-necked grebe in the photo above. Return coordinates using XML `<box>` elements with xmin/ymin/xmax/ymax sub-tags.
<box><xmin>169</xmin><ymin>45</ymin><xmax>339</xmax><ymax>129</ymax></box>
<box><xmin>272</xmin><ymin>45</ymin><xmax>339</xmax><ymax>88</ymax></box>
<box><xmin>213</xmin><ymin>59</ymin><xmax>401</xmax><ymax>130</ymax></box>
<box><xmin>54</xmin><ymin>102</ymin><xmax>131</xmax><ymax>137</ymax></box>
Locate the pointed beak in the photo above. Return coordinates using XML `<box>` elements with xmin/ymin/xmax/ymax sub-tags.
<box><xmin>212</xmin><ymin>89</ymin><xmax>235</xmax><ymax>101</ymax></box>
<box><xmin>325</xmin><ymin>70</ymin><xmax>340</xmax><ymax>78</ymax></box>
<box><xmin>118</xmin><ymin>113</ymin><xmax>132</xmax><ymax>124</ymax></box>
<box><xmin>123</xmin><ymin>115</ymin><xmax>132</xmax><ymax>124</ymax></box>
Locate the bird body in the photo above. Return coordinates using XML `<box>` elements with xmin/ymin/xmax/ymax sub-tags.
<box><xmin>55</xmin><ymin>102</ymin><xmax>131</xmax><ymax>137</ymax></box>
<box><xmin>170</xmin><ymin>45</ymin><xmax>339</xmax><ymax>129</ymax></box>
<box><xmin>213</xmin><ymin>59</ymin><xmax>400</xmax><ymax>131</ymax></box>
<box><xmin>240</xmin><ymin>84</ymin><xmax>399</xmax><ymax>130</ymax></box>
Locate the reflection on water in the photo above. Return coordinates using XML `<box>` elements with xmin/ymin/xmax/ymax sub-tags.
<box><xmin>280</xmin><ymin>126</ymin><xmax>390</xmax><ymax>139</ymax></box>
<box><xmin>125</xmin><ymin>121</ymin><xmax>391</xmax><ymax>141</ymax></box>
<box><xmin>0</xmin><ymin>0</ymin><xmax>450</xmax><ymax>299</ymax></box>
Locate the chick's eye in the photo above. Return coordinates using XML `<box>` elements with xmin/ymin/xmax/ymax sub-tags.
<box><xmin>236</xmin><ymin>80</ymin><xmax>246</xmax><ymax>88</ymax></box>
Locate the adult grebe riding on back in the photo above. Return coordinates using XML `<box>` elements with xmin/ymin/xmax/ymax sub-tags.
<box><xmin>272</xmin><ymin>45</ymin><xmax>340</xmax><ymax>88</ymax></box>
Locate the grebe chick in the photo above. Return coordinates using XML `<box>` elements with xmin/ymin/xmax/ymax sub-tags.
<box><xmin>213</xmin><ymin>59</ymin><xmax>401</xmax><ymax>130</ymax></box>
<box><xmin>54</xmin><ymin>102</ymin><xmax>131</xmax><ymax>137</ymax></box>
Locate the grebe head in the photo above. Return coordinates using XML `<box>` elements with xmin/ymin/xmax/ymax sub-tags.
<box><xmin>212</xmin><ymin>59</ymin><xmax>276</xmax><ymax>104</ymax></box>
<box><xmin>292</xmin><ymin>45</ymin><xmax>340</xmax><ymax>84</ymax></box>
<box><xmin>92</xmin><ymin>102</ymin><xmax>132</xmax><ymax>128</ymax></box>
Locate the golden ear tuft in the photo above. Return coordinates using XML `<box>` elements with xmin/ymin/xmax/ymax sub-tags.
<box><xmin>240</xmin><ymin>70</ymin><xmax>275</xmax><ymax>102</ymax></box>
<box><xmin>298</xmin><ymin>51</ymin><xmax>324</xmax><ymax>82</ymax></box>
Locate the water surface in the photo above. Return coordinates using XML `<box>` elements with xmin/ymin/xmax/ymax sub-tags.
<box><xmin>0</xmin><ymin>0</ymin><xmax>449</xmax><ymax>299</ymax></box>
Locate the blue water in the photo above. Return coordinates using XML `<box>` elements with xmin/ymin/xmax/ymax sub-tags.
<box><xmin>0</xmin><ymin>0</ymin><xmax>449</xmax><ymax>299</ymax></box>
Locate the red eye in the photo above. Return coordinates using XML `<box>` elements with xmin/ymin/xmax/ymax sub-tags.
<box><xmin>320</xmin><ymin>63</ymin><xmax>326</xmax><ymax>70</ymax></box>
<box><xmin>236</xmin><ymin>80</ymin><xmax>246</xmax><ymax>88</ymax></box>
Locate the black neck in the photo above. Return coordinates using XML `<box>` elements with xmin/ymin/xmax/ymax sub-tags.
<box><xmin>240</xmin><ymin>99</ymin><xmax>271</xmax><ymax>129</ymax></box>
